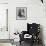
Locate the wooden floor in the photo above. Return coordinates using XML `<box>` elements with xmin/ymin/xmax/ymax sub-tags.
<box><xmin>0</xmin><ymin>39</ymin><xmax>14</xmax><ymax>43</ymax></box>
<box><xmin>19</xmin><ymin>41</ymin><xmax>43</xmax><ymax>46</ymax></box>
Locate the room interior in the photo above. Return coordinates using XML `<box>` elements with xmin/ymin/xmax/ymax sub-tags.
<box><xmin>0</xmin><ymin>0</ymin><xmax>46</xmax><ymax>46</ymax></box>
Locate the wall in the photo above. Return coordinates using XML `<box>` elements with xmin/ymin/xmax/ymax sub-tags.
<box><xmin>8</xmin><ymin>0</ymin><xmax>46</xmax><ymax>46</ymax></box>
<box><xmin>9</xmin><ymin>0</ymin><xmax>46</xmax><ymax>46</ymax></box>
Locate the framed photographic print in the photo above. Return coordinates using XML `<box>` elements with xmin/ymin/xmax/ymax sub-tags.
<box><xmin>16</xmin><ymin>7</ymin><xmax>27</xmax><ymax>20</ymax></box>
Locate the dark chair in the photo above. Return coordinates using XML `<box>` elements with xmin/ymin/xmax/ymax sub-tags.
<box><xmin>19</xmin><ymin>23</ymin><xmax>40</xmax><ymax>46</ymax></box>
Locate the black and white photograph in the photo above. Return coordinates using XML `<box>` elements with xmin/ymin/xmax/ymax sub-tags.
<box><xmin>16</xmin><ymin>7</ymin><xmax>27</xmax><ymax>20</ymax></box>
<box><xmin>0</xmin><ymin>0</ymin><xmax>46</xmax><ymax>46</ymax></box>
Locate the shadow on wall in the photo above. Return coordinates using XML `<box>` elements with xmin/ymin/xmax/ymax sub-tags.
<box><xmin>40</xmin><ymin>25</ymin><xmax>45</xmax><ymax>46</ymax></box>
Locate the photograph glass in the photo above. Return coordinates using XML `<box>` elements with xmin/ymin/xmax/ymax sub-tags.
<box><xmin>16</xmin><ymin>7</ymin><xmax>27</xmax><ymax>20</ymax></box>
